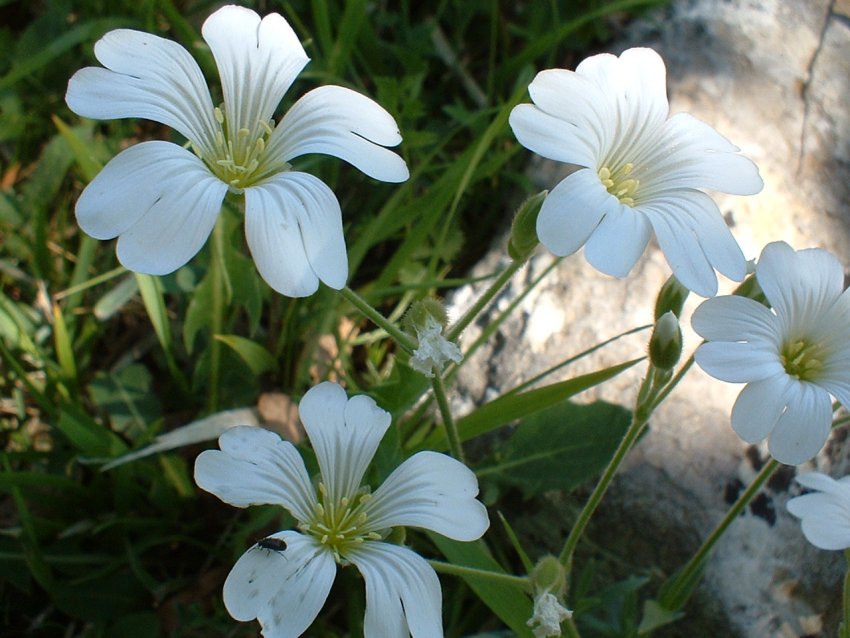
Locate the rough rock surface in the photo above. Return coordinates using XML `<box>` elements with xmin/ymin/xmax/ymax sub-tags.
<box><xmin>449</xmin><ymin>1</ymin><xmax>850</xmax><ymax>636</ymax></box>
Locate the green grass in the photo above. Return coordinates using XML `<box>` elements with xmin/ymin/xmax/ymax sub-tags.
<box><xmin>0</xmin><ymin>0</ymin><xmax>666</xmax><ymax>635</ymax></box>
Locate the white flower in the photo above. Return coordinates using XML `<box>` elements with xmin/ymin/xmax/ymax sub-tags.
<box><xmin>194</xmin><ymin>381</ymin><xmax>489</xmax><ymax>637</ymax></box>
<box><xmin>66</xmin><ymin>5</ymin><xmax>408</xmax><ymax>297</ymax></box>
<box><xmin>527</xmin><ymin>591</ymin><xmax>573</xmax><ymax>638</ymax></box>
<box><xmin>508</xmin><ymin>47</ymin><xmax>763</xmax><ymax>297</ymax></box>
<box><xmin>692</xmin><ymin>241</ymin><xmax>850</xmax><ymax>464</ymax></box>
<box><xmin>787</xmin><ymin>472</ymin><xmax>850</xmax><ymax>550</ymax></box>
<box><xmin>410</xmin><ymin>314</ymin><xmax>463</xmax><ymax>378</ymax></box>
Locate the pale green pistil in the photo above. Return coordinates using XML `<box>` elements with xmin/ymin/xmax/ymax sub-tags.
<box><xmin>598</xmin><ymin>162</ymin><xmax>640</xmax><ymax>207</ymax></box>
<box><xmin>305</xmin><ymin>482</ymin><xmax>381</xmax><ymax>563</ymax></box>
<box><xmin>199</xmin><ymin>105</ymin><xmax>288</xmax><ymax>191</ymax></box>
<box><xmin>781</xmin><ymin>338</ymin><xmax>824</xmax><ymax>381</ymax></box>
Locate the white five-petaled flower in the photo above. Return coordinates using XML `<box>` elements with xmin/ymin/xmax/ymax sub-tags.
<box><xmin>508</xmin><ymin>47</ymin><xmax>763</xmax><ymax>297</ymax></box>
<box><xmin>66</xmin><ymin>5</ymin><xmax>408</xmax><ymax>297</ymax></box>
<box><xmin>194</xmin><ymin>382</ymin><xmax>489</xmax><ymax>638</ymax></box>
<box><xmin>692</xmin><ymin>241</ymin><xmax>850</xmax><ymax>464</ymax></box>
<box><xmin>787</xmin><ymin>472</ymin><xmax>850</xmax><ymax>550</ymax></box>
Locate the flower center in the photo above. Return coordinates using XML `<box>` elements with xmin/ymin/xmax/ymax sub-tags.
<box><xmin>198</xmin><ymin>105</ymin><xmax>288</xmax><ymax>191</ymax></box>
<box><xmin>780</xmin><ymin>338</ymin><xmax>824</xmax><ymax>381</ymax></box>
<box><xmin>598</xmin><ymin>163</ymin><xmax>640</xmax><ymax>207</ymax></box>
<box><xmin>304</xmin><ymin>482</ymin><xmax>381</xmax><ymax>563</ymax></box>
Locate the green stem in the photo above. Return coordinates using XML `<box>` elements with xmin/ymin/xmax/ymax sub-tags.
<box><xmin>447</xmin><ymin>259</ymin><xmax>523</xmax><ymax>341</ymax></box>
<box><xmin>339</xmin><ymin>287</ymin><xmax>417</xmax><ymax>353</ymax></box>
<box><xmin>431</xmin><ymin>373</ymin><xmax>465</xmax><ymax>462</ymax></box>
<box><xmin>558</xmin><ymin>372</ymin><xmax>654</xmax><ymax>566</ymax></box>
<box><xmin>207</xmin><ymin>221</ymin><xmax>225</xmax><ymax>413</ymax></box>
<box><xmin>648</xmin><ymin>354</ymin><xmax>694</xmax><ymax>413</ymax></box>
<box><xmin>427</xmin><ymin>559</ymin><xmax>530</xmax><ymax>590</ymax></box>
<box><xmin>562</xmin><ymin>616</ymin><xmax>581</xmax><ymax>638</ymax></box>
<box><xmin>659</xmin><ymin>458</ymin><xmax>780</xmax><ymax>611</ymax></box>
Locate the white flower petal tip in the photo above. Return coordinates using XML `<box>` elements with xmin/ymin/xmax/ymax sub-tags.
<box><xmin>194</xmin><ymin>381</ymin><xmax>488</xmax><ymax>636</ymax></box>
<box><xmin>787</xmin><ymin>472</ymin><xmax>850</xmax><ymax>550</ymax></box>
<box><xmin>76</xmin><ymin>142</ymin><xmax>227</xmax><ymax>275</ymax></box>
<box><xmin>245</xmin><ymin>173</ymin><xmax>348</xmax><ymax>297</ymax></box>
<box><xmin>693</xmin><ymin>241</ymin><xmax>850</xmax><ymax>464</ymax></box>
<box><xmin>510</xmin><ymin>46</ymin><xmax>760</xmax><ymax>294</ymax></box>
<box><xmin>68</xmin><ymin>6</ymin><xmax>401</xmax><ymax>297</ymax></box>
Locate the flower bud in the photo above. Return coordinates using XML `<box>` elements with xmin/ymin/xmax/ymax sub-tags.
<box><xmin>527</xmin><ymin>557</ymin><xmax>572</xmax><ymax>638</ymax></box>
<box><xmin>648</xmin><ymin>311</ymin><xmax>682</xmax><ymax>371</ymax></box>
<box><xmin>507</xmin><ymin>191</ymin><xmax>547</xmax><ymax>262</ymax></box>
<box><xmin>530</xmin><ymin>555</ymin><xmax>566</xmax><ymax>596</ymax></box>
<box><xmin>653</xmin><ymin>274</ymin><xmax>689</xmax><ymax>320</ymax></box>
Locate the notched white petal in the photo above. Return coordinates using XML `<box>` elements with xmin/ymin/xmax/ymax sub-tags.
<box><xmin>194</xmin><ymin>426</ymin><xmax>316</xmax><ymax>521</ymax></box>
<box><xmin>767</xmin><ymin>383</ymin><xmax>832</xmax><ymax>465</ymax></box>
<box><xmin>584</xmin><ymin>204</ymin><xmax>652</xmax><ymax>279</ymax></box>
<box><xmin>67</xmin><ymin>29</ymin><xmax>216</xmax><ymax>150</ymax></box>
<box><xmin>224</xmin><ymin>532</ymin><xmax>336</xmax><ymax>638</ymax></box>
<box><xmin>535</xmin><ymin>169</ymin><xmax>616</xmax><ymax>257</ymax></box>
<box><xmin>366</xmin><ymin>451</ymin><xmax>489</xmax><ymax>541</ymax></box>
<box><xmin>245</xmin><ymin>172</ymin><xmax>349</xmax><ymax>296</ymax></box>
<box><xmin>298</xmin><ymin>382</ymin><xmax>391</xmax><ymax>503</ymax></box>
<box><xmin>348</xmin><ymin>542</ymin><xmax>443</xmax><ymax>638</ymax></box>
<box><xmin>76</xmin><ymin>141</ymin><xmax>226</xmax><ymax>275</ymax></box>
<box><xmin>272</xmin><ymin>85</ymin><xmax>409</xmax><ymax>182</ymax></box>
<box><xmin>203</xmin><ymin>5</ymin><xmax>309</xmax><ymax>129</ymax></box>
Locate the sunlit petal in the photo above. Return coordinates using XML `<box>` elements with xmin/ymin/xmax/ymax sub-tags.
<box><xmin>347</xmin><ymin>542</ymin><xmax>443</xmax><ymax>638</ymax></box>
<box><xmin>270</xmin><ymin>85</ymin><xmax>408</xmax><ymax>182</ymax></box>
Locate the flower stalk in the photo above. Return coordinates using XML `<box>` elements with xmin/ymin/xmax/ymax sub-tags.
<box><xmin>427</xmin><ymin>559</ymin><xmax>531</xmax><ymax>590</ymax></box>
<box><xmin>339</xmin><ymin>287</ymin><xmax>417</xmax><ymax>353</ymax></box>
<box><xmin>558</xmin><ymin>370</ymin><xmax>655</xmax><ymax>568</ymax></box>
<box><xmin>431</xmin><ymin>373</ymin><xmax>465</xmax><ymax>463</ymax></box>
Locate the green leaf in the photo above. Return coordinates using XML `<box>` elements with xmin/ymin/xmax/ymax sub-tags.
<box><xmin>56</xmin><ymin>409</ymin><xmax>125</xmax><ymax>457</ymax></box>
<box><xmin>52</xmin><ymin>304</ymin><xmax>77</xmax><ymax>383</ymax></box>
<box><xmin>135</xmin><ymin>274</ymin><xmax>173</xmax><ymax>355</ymax></box>
<box><xmin>52</xmin><ymin>568</ymin><xmax>148</xmax><ymax>622</ymax></box>
<box><xmin>429</xmin><ymin>535</ymin><xmax>535</xmax><ymax>638</ymax></box>
<box><xmin>638</xmin><ymin>599</ymin><xmax>685</xmax><ymax>635</ymax></box>
<box><xmin>477</xmin><ymin>401</ymin><xmax>631</xmax><ymax>498</ymax></box>
<box><xmin>94</xmin><ymin>274</ymin><xmax>139</xmax><ymax>321</ymax></box>
<box><xmin>136</xmin><ymin>273</ymin><xmax>188</xmax><ymax>393</ymax></box>
<box><xmin>88</xmin><ymin>364</ymin><xmax>162</xmax><ymax>437</ymax></box>
<box><xmin>0</xmin><ymin>19</ymin><xmax>124</xmax><ymax>89</ymax></box>
<box><xmin>417</xmin><ymin>358</ymin><xmax>643</xmax><ymax>451</ymax></box>
<box><xmin>52</xmin><ymin>115</ymin><xmax>102</xmax><ymax>181</ymax></box>
<box><xmin>183</xmin><ymin>266</ymin><xmax>215</xmax><ymax>354</ymax></box>
<box><xmin>214</xmin><ymin>334</ymin><xmax>277</xmax><ymax>375</ymax></box>
<box><xmin>0</xmin><ymin>471</ymin><xmax>84</xmax><ymax>495</ymax></box>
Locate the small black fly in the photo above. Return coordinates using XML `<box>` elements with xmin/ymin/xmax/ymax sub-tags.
<box><xmin>256</xmin><ymin>536</ymin><xmax>288</xmax><ymax>554</ymax></box>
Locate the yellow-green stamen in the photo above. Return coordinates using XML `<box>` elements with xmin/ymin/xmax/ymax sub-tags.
<box><xmin>197</xmin><ymin>105</ymin><xmax>287</xmax><ymax>191</ymax></box>
<box><xmin>598</xmin><ymin>162</ymin><xmax>640</xmax><ymax>207</ymax></box>
<box><xmin>780</xmin><ymin>338</ymin><xmax>824</xmax><ymax>381</ymax></box>
<box><xmin>304</xmin><ymin>482</ymin><xmax>383</xmax><ymax>563</ymax></box>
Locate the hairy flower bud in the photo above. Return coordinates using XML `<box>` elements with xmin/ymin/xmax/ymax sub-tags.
<box><xmin>508</xmin><ymin>191</ymin><xmax>547</xmax><ymax>262</ymax></box>
<box><xmin>653</xmin><ymin>275</ymin><xmax>689</xmax><ymax>320</ymax></box>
